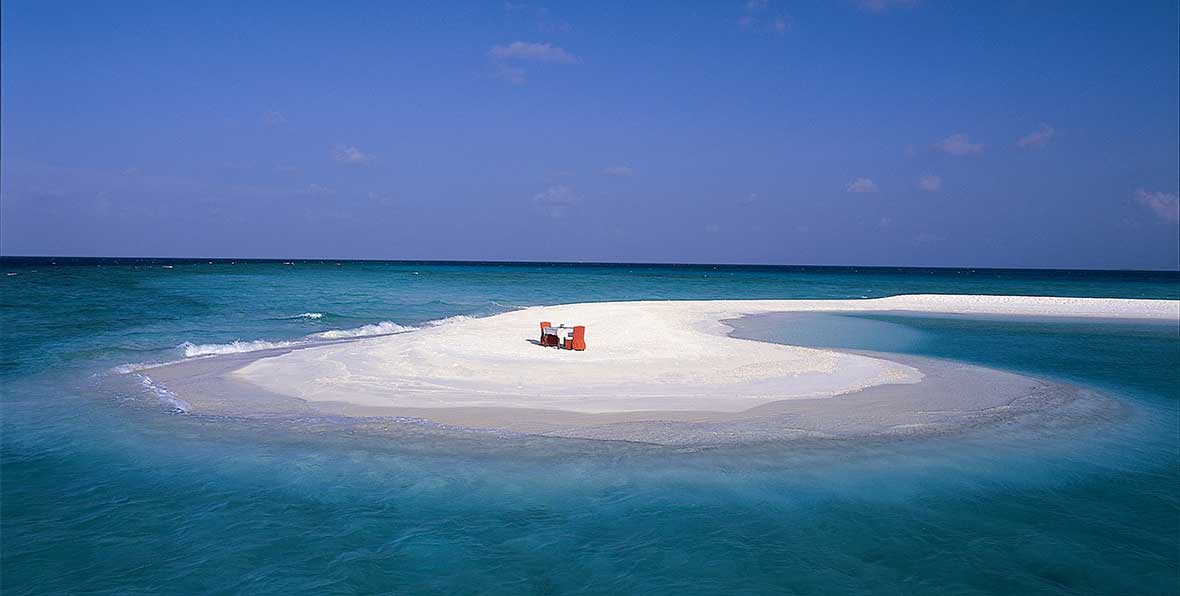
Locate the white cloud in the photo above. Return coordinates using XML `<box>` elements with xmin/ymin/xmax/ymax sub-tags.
<box><xmin>602</xmin><ymin>164</ymin><xmax>634</xmax><ymax>177</ymax></box>
<box><xmin>772</xmin><ymin>16</ymin><xmax>791</xmax><ymax>33</ymax></box>
<box><xmin>1017</xmin><ymin>123</ymin><xmax>1056</xmax><ymax>148</ymax></box>
<box><xmin>489</xmin><ymin>41</ymin><xmax>579</xmax><ymax>64</ymax></box>
<box><xmin>262</xmin><ymin>111</ymin><xmax>287</xmax><ymax>125</ymax></box>
<box><xmin>917</xmin><ymin>174</ymin><xmax>942</xmax><ymax>192</ymax></box>
<box><xmin>333</xmin><ymin>145</ymin><xmax>372</xmax><ymax>164</ymax></box>
<box><xmin>846</xmin><ymin>177</ymin><xmax>879</xmax><ymax>193</ymax></box>
<box><xmin>488</xmin><ymin>41</ymin><xmax>579</xmax><ymax>84</ymax></box>
<box><xmin>533</xmin><ymin>184</ymin><xmax>580</xmax><ymax>217</ymax></box>
<box><xmin>858</xmin><ymin>0</ymin><xmax>918</xmax><ymax>13</ymax></box>
<box><xmin>935</xmin><ymin>133</ymin><xmax>983</xmax><ymax>156</ymax></box>
<box><xmin>746</xmin><ymin>0</ymin><xmax>769</xmax><ymax>11</ymax></box>
<box><xmin>1135</xmin><ymin>189</ymin><xmax>1180</xmax><ymax>223</ymax></box>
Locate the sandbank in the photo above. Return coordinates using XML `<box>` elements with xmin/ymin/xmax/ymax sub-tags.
<box><xmin>132</xmin><ymin>295</ymin><xmax>1174</xmax><ymax>443</ymax></box>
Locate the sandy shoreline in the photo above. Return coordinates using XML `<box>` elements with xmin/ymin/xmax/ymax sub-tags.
<box><xmin>132</xmin><ymin>295</ymin><xmax>1174</xmax><ymax>443</ymax></box>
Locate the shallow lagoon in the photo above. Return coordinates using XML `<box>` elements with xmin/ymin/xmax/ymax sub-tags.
<box><xmin>2</xmin><ymin>260</ymin><xmax>1177</xmax><ymax>594</ymax></box>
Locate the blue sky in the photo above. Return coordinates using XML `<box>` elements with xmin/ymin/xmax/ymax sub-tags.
<box><xmin>2</xmin><ymin>1</ymin><xmax>1178</xmax><ymax>269</ymax></box>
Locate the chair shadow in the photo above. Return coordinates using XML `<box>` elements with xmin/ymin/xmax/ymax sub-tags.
<box><xmin>525</xmin><ymin>339</ymin><xmax>543</xmax><ymax>347</ymax></box>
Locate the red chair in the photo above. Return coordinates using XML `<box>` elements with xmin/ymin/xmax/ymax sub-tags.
<box><xmin>570</xmin><ymin>326</ymin><xmax>586</xmax><ymax>351</ymax></box>
<box><xmin>539</xmin><ymin>321</ymin><xmax>557</xmax><ymax>346</ymax></box>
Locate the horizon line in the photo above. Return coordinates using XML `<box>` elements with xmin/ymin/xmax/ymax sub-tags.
<box><xmin>1</xmin><ymin>254</ymin><xmax>1178</xmax><ymax>274</ymax></box>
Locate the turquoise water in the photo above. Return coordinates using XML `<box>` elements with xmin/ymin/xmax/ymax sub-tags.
<box><xmin>1</xmin><ymin>259</ymin><xmax>1178</xmax><ymax>595</ymax></box>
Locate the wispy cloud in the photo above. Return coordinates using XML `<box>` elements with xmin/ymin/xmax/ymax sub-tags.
<box><xmin>491</xmin><ymin>63</ymin><xmax>527</xmax><ymax>84</ymax></box>
<box><xmin>368</xmin><ymin>191</ymin><xmax>396</xmax><ymax>205</ymax></box>
<box><xmin>538</xmin><ymin>20</ymin><xmax>571</xmax><ymax>33</ymax></box>
<box><xmin>304</xmin><ymin>183</ymin><xmax>337</xmax><ymax>197</ymax></box>
<box><xmin>533</xmin><ymin>184</ymin><xmax>580</xmax><ymax>217</ymax></box>
<box><xmin>534</xmin><ymin>184</ymin><xmax>579</xmax><ymax>205</ymax></box>
<box><xmin>534</xmin><ymin>7</ymin><xmax>571</xmax><ymax>33</ymax></box>
<box><xmin>914</xmin><ymin>230</ymin><xmax>941</xmax><ymax>244</ymax></box>
<box><xmin>858</xmin><ymin>0</ymin><xmax>918</xmax><ymax>13</ymax></box>
<box><xmin>935</xmin><ymin>133</ymin><xmax>983</xmax><ymax>156</ymax></box>
<box><xmin>1017</xmin><ymin>123</ymin><xmax>1056</xmax><ymax>148</ymax></box>
<box><xmin>333</xmin><ymin>145</ymin><xmax>373</xmax><ymax>164</ymax></box>
<box><xmin>602</xmin><ymin>164</ymin><xmax>634</xmax><ymax>177</ymax></box>
<box><xmin>1136</xmin><ymin>189</ymin><xmax>1180</xmax><ymax>223</ymax></box>
<box><xmin>488</xmin><ymin>41</ymin><xmax>579</xmax><ymax>83</ymax></box>
<box><xmin>262</xmin><ymin>110</ymin><xmax>287</xmax><ymax>126</ymax></box>
<box><xmin>738</xmin><ymin>0</ymin><xmax>791</xmax><ymax>34</ymax></box>
<box><xmin>490</xmin><ymin>41</ymin><xmax>579</xmax><ymax>64</ymax></box>
<box><xmin>846</xmin><ymin>177</ymin><xmax>879</xmax><ymax>193</ymax></box>
<box><xmin>505</xmin><ymin>4</ymin><xmax>572</xmax><ymax>34</ymax></box>
<box><xmin>917</xmin><ymin>174</ymin><xmax>942</xmax><ymax>192</ymax></box>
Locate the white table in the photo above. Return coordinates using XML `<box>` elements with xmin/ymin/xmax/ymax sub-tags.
<box><xmin>542</xmin><ymin>325</ymin><xmax>574</xmax><ymax>345</ymax></box>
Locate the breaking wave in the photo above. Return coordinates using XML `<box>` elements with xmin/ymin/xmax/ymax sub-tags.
<box><xmin>113</xmin><ymin>313</ymin><xmax>492</xmax><ymax>371</ymax></box>
<box><xmin>425</xmin><ymin>315</ymin><xmax>475</xmax><ymax>327</ymax></box>
<box><xmin>179</xmin><ymin>339</ymin><xmax>300</xmax><ymax>357</ymax></box>
<box><xmin>311</xmin><ymin>321</ymin><xmax>417</xmax><ymax>339</ymax></box>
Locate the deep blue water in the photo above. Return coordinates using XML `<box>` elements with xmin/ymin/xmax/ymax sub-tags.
<box><xmin>1</xmin><ymin>259</ymin><xmax>1178</xmax><ymax>595</ymax></box>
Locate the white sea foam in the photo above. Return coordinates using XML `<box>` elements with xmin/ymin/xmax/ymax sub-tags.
<box><xmin>425</xmin><ymin>315</ymin><xmax>476</xmax><ymax>327</ymax></box>
<box><xmin>111</xmin><ymin>360</ymin><xmax>182</xmax><ymax>374</ymax></box>
<box><xmin>311</xmin><ymin>321</ymin><xmax>417</xmax><ymax>339</ymax></box>
<box><xmin>115</xmin><ymin>314</ymin><xmax>487</xmax><ymax>374</ymax></box>
<box><xmin>280</xmin><ymin>312</ymin><xmax>324</xmax><ymax>320</ymax></box>
<box><xmin>179</xmin><ymin>339</ymin><xmax>300</xmax><ymax>357</ymax></box>
<box><xmin>136</xmin><ymin>374</ymin><xmax>190</xmax><ymax>413</ymax></box>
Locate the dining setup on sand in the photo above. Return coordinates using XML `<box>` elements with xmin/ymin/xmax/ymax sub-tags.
<box><xmin>539</xmin><ymin>322</ymin><xmax>586</xmax><ymax>351</ymax></box>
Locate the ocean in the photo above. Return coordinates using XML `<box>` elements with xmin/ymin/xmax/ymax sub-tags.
<box><xmin>1</xmin><ymin>258</ymin><xmax>1177</xmax><ymax>595</ymax></box>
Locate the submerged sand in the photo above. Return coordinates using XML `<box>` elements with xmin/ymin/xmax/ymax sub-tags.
<box><xmin>131</xmin><ymin>294</ymin><xmax>1176</xmax><ymax>444</ymax></box>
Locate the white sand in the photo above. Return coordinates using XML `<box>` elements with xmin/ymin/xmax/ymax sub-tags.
<box><xmin>232</xmin><ymin>294</ymin><xmax>1177</xmax><ymax>415</ymax></box>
